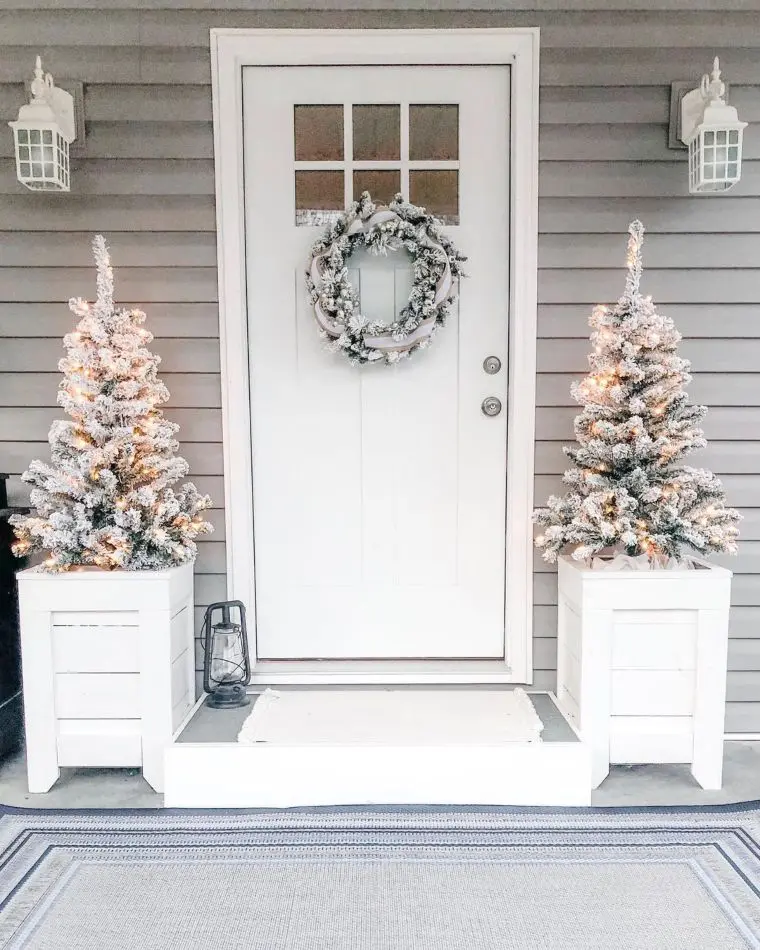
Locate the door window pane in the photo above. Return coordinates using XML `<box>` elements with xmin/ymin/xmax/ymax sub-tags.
<box><xmin>352</xmin><ymin>105</ymin><xmax>400</xmax><ymax>161</ymax></box>
<box><xmin>409</xmin><ymin>170</ymin><xmax>459</xmax><ymax>224</ymax></box>
<box><xmin>295</xmin><ymin>170</ymin><xmax>344</xmax><ymax>225</ymax></box>
<box><xmin>294</xmin><ymin>105</ymin><xmax>344</xmax><ymax>161</ymax></box>
<box><xmin>409</xmin><ymin>105</ymin><xmax>459</xmax><ymax>161</ymax></box>
<box><xmin>353</xmin><ymin>169</ymin><xmax>401</xmax><ymax>207</ymax></box>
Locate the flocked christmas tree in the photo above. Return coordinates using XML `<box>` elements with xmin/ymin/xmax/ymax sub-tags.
<box><xmin>534</xmin><ymin>220</ymin><xmax>740</xmax><ymax>565</ymax></box>
<box><xmin>11</xmin><ymin>236</ymin><xmax>212</xmax><ymax>571</ymax></box>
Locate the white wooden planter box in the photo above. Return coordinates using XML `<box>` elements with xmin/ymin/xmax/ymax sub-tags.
<box><xmin>556</xmin><ymin>556</ymin><xmax>732</xmax><ymax>790</ymax></box>
<box><xmin>16</xmin><ymin>561</ymin><xmax>195</xmax><ymax>794</ymax></box>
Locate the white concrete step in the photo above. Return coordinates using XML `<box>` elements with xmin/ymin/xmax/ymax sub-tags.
<box><xmin>164</xmin><ymin>688</ymin><xmax>593</xmax><ymax>808</ymax></box>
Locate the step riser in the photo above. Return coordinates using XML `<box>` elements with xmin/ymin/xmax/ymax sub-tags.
<box><xmin>164</xmin><ymin>743</ymin><xmax>592</xmax><ymax>808</ymax></box>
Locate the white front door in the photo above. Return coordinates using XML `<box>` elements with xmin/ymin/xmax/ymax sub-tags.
<box><xmin>244</xmin><ymin>65</ymin><xmax>510</xmax><ymax>661</ymax></box>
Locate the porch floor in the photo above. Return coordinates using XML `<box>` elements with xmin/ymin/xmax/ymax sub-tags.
<box><xmin>177</xmin><ymin>690</ymin><xmax>576</xmax><ymax>744</ymax></box>
<box><xmin>2</xmin><ymin>741</ymin><xmax>759</xmax><ymax>810</ymax></box>
<box><xmin>1</xmin><ymin>688</ymin><xmax>758</xmax><ymax>807</ymax></box>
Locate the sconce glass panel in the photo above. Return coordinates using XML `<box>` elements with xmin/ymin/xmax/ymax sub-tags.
<box><xmin>688</xmin><ymin>126</ymin><xmax>744</xmax><ymax>194</ymax></box>
<box><xmin>12</xmin><ymin>124</ymin><xmax>71</xmax><ymax>191</ymax></box>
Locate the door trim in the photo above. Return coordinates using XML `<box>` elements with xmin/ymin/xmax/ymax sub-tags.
<box><xmin>211</xmin><ymin>28</ymin><xmax>540</xmax><ymax>683</ymax></box>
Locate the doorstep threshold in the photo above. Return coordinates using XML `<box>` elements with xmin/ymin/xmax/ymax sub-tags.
<box><xmin>248</xmin><ymin>658</ymin><xmax>518</xmax><ymax>685</ymax></box>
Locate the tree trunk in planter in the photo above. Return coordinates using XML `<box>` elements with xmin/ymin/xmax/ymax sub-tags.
<box><xmin>556</xmin><ymin>556</ymin><xmax>732</xmax><ymax>790</ymax></box>
<box><xmin>17</xmin><ymin>561</ymin><xmax>195</xmax><ymax>793</ymax></box>
<box><xmin>0</xmin><ymin>473</ymin><xmax>29</xmax><ymax>760</ymax></box>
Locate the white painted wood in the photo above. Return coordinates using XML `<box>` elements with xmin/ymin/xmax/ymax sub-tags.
<box><xmin>556</xmin><ymin>556</ymin><xmax>732</xmax><ymax>790</ymax></box>
<box><xmin>17</xmin><ymin>608</ymin><xmax>59</xmax><ymax>793</ymax></box>
<box><xmin>55</xmin><ymin>673</ymin><xmax>141</xmax><ymax>719</ymax></box>
<box><xmin>138</xmin><ymin>608</ymin><xmax>173</xmax><ymax>792</ymax></box>
<box><xmin>171</xmin><ymin>649</ymin><xmax>191</xmax><ymax>708</ymax></box>
<box><xmin>170</xmin><ymin>605</ymin><xmax>190</xmax><ymax>660</ymax></box>
<box><xmin>16</xmin><ymin>563</ymin><xmax>195</xmax><ymax>793</ymax></box>
<box><xmin>56</xmin><ymin>720</ymin><xmax>142</xmax><ymax>767</ymax></box>
<box><xmin>16</xmin><ymin>563</ymin><xmax>195</xmax><ymax>611</ymax></box>
<box><xmin>165</xmin><ymin>740</ymin><xmax>591</xmax><ymax>808</ymax></box>
<box><xmin>611</xmin><ymin>670</ymin><xmax>695</xmax><ymax>717</ymax></box>
<box><xmin>52</xmin><ymin>624</ymin><xmax>140</xmax><ymax>673</ymax></box>
<box><xmin>579</xmin><ymin>608</ymin><xmax>613</xmax><ymax>788</ymax></box>
<box><xmin>611</xmin><ymin>612</ymin><xmax>697</xmax><ymax>670</ymax></box>
<box><xmin>692</xmin><ymin>608</ymin><xmax>730</xmax><ymax>789</ymax></box>
<box><xmin>247</xmin><ymin>660</ymin><xmax>522</xmax><ymax>685</ymax></box>
<box><xmin>246</xmin><ymin>64</ymin><xmax>508</xmax><ymax>662</ymax></box>
<box><xmin>212</xmin><ymin>28</ymin><xmax>539</xmax><ymax>682</ymax></box>
<box><xmin>172</xmin><ymin>692</ymin><xmax>191</xmax><ymax>732</ymax></box>
<box><xmin>609</xmin><ymin>717</ymin><xmax>693</xmax><ymax>764</ymax></box>
<box><xmin>180</xmin><ymin>608</ymin><xmax>196</xmax><ymax>733</ymax></box>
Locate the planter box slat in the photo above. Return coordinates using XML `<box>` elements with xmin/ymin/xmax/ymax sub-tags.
<box><xmin>172</xmin><ymin>691</ymin><xmax>191</xmax><ymax>732</ymax></box>
<box><xmin>609</xmin><ymin>716</ymin><xmax>694</xmax><ymax>764</ymax></box>
<box><xmin>54</xmin><ymin>672</ymin><xmax>141</xmax><ymax>719</ymax></box>
<box><xmin>51</xmin><ymin>625</ymin><xmax>140</xmax><ymax>673</ymax></box>
<box><xmin>170</xmin><ymin>605</ymin><xmax>190</xmax><ymax>659</ymax></box>
<box><xmin>611</xmin><ymin>615</ymin><xmax>696</xmax><ymax>670</ymax></box>
<box><xmin>57</xmin><ymin>718</ymin><xmax>142</xmax><ymax>767</ymax></box>
<box><xmin>611</xmin><ymin>669</ymin><xmax>695</xmax><ymax>717</ymax></box>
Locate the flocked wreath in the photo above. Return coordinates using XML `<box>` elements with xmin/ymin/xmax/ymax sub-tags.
<box><xmin>306</xmin><ymin>191</ymin><xmax>466</xmax><ymax>365</ymax></box>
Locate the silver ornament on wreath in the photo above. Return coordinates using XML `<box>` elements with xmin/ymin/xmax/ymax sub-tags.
<box><xmin>306</xmin><ymin>191</ymin><xmax>466</xmax><ymax>365</ymax></box>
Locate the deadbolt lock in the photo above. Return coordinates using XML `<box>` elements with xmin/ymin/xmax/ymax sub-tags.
<box><xmin>483</xmin><ymin>356</ymin><xmax>502</xmax><ymax>375</ymax></box>
<box><xmin>481</xmin><ymin>396</ymin><xmax>503</xmax><ymax>417</ymax></box>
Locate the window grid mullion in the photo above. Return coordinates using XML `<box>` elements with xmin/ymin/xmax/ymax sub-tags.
<box><xmin>344</xmin><ymin>102</ymin><xmax>353</xmax><ymax>208</ymax></box>
<box><xmin>400</xmin><ymin>101</ymin><xmax>410</xmax><ymax>199</ymax></box>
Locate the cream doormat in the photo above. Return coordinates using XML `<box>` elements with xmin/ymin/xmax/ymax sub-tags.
<box><xmin>237</xmin><ymin>687</ymin><xmax>543</xmax><ymax>746</ymax></box>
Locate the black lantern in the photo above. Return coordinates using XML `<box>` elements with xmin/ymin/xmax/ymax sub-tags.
<box><xmin>201</xmin><ymin>601</ymin><xmax>251</xmax><ymax>708</ymax></box>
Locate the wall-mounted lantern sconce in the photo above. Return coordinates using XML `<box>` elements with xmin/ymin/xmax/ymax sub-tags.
<box><xmin>670</xmin><ymin>57</ymin><xmax>747</xmax><ymax>194</ymax></box>
<box><xmin>8</xmin><ymin>56</ymin><xmax>78</xmax><ymax>192</ymax></box>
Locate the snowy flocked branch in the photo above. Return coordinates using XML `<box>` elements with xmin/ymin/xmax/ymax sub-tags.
<box><xmin>533</xmin><ymin>220</ymin><xmax>740</xmax><ymax>565</ymax></box>
<box><xmin>11</xmin><ymin>235</ymin><xmax>213</xmax><ymax>571</ymax></box>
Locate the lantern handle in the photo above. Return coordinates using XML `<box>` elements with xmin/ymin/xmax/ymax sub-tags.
<box><xmin>205</xmin><ymin>599</ymin><xmax>247</xmax><ymax>616</ymax></box>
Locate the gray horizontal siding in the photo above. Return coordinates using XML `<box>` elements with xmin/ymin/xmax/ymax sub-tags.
<box><xmin>1</xmin><ymin>4</ymin><xmax>759</xmax><ymax>729</ymax></box>
<box><xmin>8</xmin><ymin>1</ymin><xmax>760</xmax><ymax>10</ymax></box>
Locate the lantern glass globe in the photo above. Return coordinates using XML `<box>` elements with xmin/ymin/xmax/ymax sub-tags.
<box><xmin>11</xmin><ymin>123</ymin><xmax>70</xmax><ymax>191</ymax></box>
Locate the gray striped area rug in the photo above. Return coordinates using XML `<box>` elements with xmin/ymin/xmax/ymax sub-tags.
<box><xmin>1</xmin><ymin>804</ymin><xmax>759</xmax><ymax>949</ymax></box>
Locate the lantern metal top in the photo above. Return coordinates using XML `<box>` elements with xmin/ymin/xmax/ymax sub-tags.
<box><xmin>680</xmin><ymin>56</ymin><xmax>747</xmax><ymax>146</ymax></box>
<box><xmin>10</xmin><ymin>56</ymin><xmax>76</xmax><ymax>143</ymax></box>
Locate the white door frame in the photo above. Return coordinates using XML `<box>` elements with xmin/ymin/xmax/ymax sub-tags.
<box><xmin>211</xmin><ymin>28</ymin><xmax>540</xmax><ymax>684</ymax></box>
